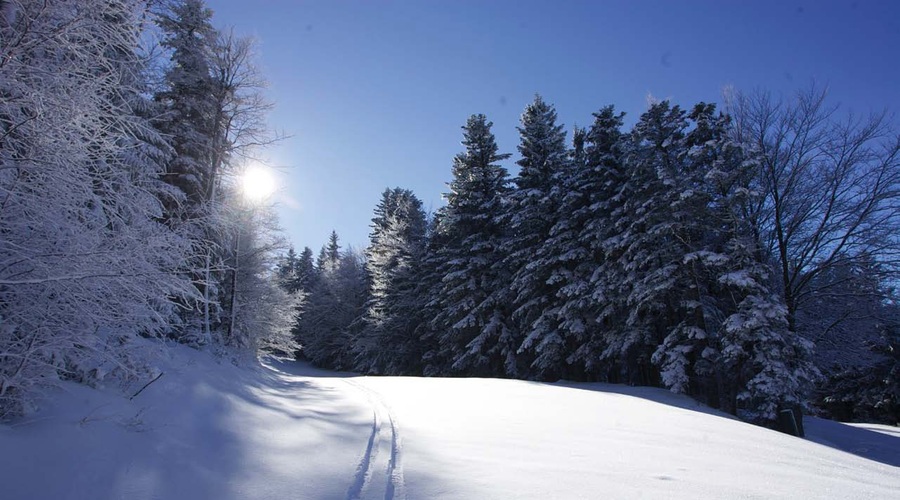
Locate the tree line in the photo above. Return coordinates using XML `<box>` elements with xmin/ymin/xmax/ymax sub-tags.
<box><xmin>283</xmin><ymin>91</ymin><xmax>899</xmax><ymax>426</ymax></box>
<box><xmin>0</xmin><ymin>0</ymin><xmax>297</xmax><ymax>419</ymax></box>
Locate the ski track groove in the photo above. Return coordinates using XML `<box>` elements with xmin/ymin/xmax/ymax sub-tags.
<box><xmin>345</xmin><ymin>409</ymin><xmax>378</xmax><ymax>500</ymax></box>
<box><xmin>343</xmin><ymin>379</ymin><xmax>405</xmax><ymax>500</ymax></box>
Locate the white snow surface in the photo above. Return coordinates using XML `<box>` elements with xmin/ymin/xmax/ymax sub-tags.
<box><xmin>1</xmin><ymin>342</ymin><xmax>898</xmax><ymax>500</ymax></box>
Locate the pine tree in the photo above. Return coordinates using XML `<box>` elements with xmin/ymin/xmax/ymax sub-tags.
<box><xmin>299</xmin><ymin>235</ymin><xmax>367</xmax><ymax>369</ymax></box>
<box><xmin>503</xmin><ymin>95</ymin><xmax>570</xmax><ymax>379</ymax></box>
<box><xmin>152</xmin><ymin>0</ymin><xmax>222</xmax><ymax>344</ymax></box>
<box><xmin>154</xmin><ymin>0</ymin><xmax>217</xmax><ymax>208</ymax></box>
<box><xmin>353</xmin><ymin>188</ymin><xmax>427</xmax><ymax>374</ymax></box>
<box><xmin>425</xmin><ymin>114</ymin><xmax>511</xmax><ymax>376</ymax></box>
<box><xmin>636</xmin><ymin>103</ymin><xmax>816</xmax><ymax>421</ymax></box>
<box><xmin>276</xmin><ymin>246</ymin><xmax>300</xmax><ymax>291</ymax></box>
<box><xmin>276</xmin><ymin>245</ymin><xmax>316</xmax><ymax>295</ymax></box>
<box><xmin>592</xmin><ymin>100</ymin><xmax>692</xmax><ymax>386</ymax></box>
<box><xmin>697</xmin><ymin>104</ymin><xmax>815</xmax><ymax>420</ymax></box>
<box><xmin>154</xmin><ymin>0</ymin><xmax>276</xmax><ymax>347</ymax></box>
<box><xmin>538</xmin><ymin>107</ymin><xmax>628</xmax><ymax>380</ymax></box>
<box><xmin>317</xmin><ymin>230</ymin><xmax>342</xmax><ymax>273</ymax></box>
<box><xmin>296</xmin><ymin>247</ymin><xmax>317</xmax><ymax>290</ymax></box>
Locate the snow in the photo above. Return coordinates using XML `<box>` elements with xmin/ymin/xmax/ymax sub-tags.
<box><xmin>1</xmin><ymin>342</ymin><xmax>898</xmax><ymax>499</ymax></box>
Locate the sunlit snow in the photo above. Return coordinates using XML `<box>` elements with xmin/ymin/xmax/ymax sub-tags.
<box><xmin>1</xmin><ymin>343</ymin><xmax>897</xmax><ymax>499</ymax></box>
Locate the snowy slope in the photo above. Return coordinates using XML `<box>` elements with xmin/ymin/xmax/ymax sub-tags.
<box><xmin>1</xmin><ymin>344</ymin><xmax>897</xmax><ymax>500</ymax></box>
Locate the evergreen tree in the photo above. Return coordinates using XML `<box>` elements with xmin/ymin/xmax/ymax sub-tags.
<box><xmin>298</xmin><ymin>235</ymin><xmax>367</xmax><ymax>369</ymax></box>
<box><xmin>296</xmin><ymin>247</ymin><xmax>317</xmax><ymax>291</ymax></box>
<box><xmin>637</xmin><ymin>103</ymin><xmax>816</xmax><ymax>421</ymax></box>
<box><xmin>599</xmin><ymin>100</ymin><xmax>693</xmax><ymax>386</ymax></box>
<box><xmin>317</xmin><ymin>230</ymin><xmax>342</xmax><ymax>273</ymax></box>
<box><xmin>153</xmin><ymin>0</ymin><xmax>222</xmax><ymax>344</ymax></box>
<box><xmin>276</xmin><ymin>245</ymin><xmax>316</xmax><ymax>294</ymax></box>
<box><xmin>276</xmin><ymin>246</ymin><xmax>300</xmax><ymax>292</ymax></box>
<box><xmin>154</xmin><ymin>0</ymin><xmax>275</xmax><ymax>347</ymax></box>
<box><xmin>154</xmin><ymin>0</ymin><xmax>217</xmax><ymax>208</ymax></box>
<box><xmin>503</xmin><ymin>96</ymin><xmax>570</xmax><ymax>378</ymax></box>
<box><xmin>353</xmin><ymin>188</ymin><xmax>428</xmax><ymax>374</ymax></box>
<box><xmin>537</xmin><ymin>107</ymin><xmax>628</xmax><ymax>380</ymax></box>
<box><xmin>425</xmin><ymin>114</ymin><xmax>511</xmax><ymax>376</ymax></box>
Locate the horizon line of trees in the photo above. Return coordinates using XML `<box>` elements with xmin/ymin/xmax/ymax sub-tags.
<box><xmin>282</xmin><ymin>89</ymin><xmax>899</xmax><ymax>426</ymax></box>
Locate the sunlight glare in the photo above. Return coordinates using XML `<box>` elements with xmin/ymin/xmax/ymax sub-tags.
<box><xmin>241</xmin><ymin>165</ymin><xmax>276</xmax><ymax>202</ymax></box>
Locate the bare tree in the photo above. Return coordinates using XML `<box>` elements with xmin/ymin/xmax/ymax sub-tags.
<box><xmin>727</xmin><ymin>85</ymin><xmax>900</xmax><ymax>332</ymax></box>
<box><xmin>153</xmin><ymin>2</ymin><xmax>280</xmax><ymax>343</ymax></box>
<box><xmin>219</xmin><ymin>186</ymin><xmax>300</xmax><ymax>357</ymax></box>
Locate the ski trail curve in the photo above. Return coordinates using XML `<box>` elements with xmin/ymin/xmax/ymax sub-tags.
<box><xmin>344</xmin><ymin>379</ymin><xmax>405</xmax><ymax>500</ymax></box>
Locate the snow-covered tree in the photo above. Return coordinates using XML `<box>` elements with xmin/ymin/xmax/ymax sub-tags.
<box><xmin>276</xmin><ymin>246</ymin><xmax>300</xmax><ymax>291</ymax></box>
<box><xmin>503</xmin><ymin>96</ymin><xmax>570</xmax><ymax>379</ymax></box>
<box><xmin>599</xmin><ymin>100</ymin><xmax>694</xmax><ymax>386</ymax></box>
<box><xmin>727</xmin><ymin>85</ymin><xmax>900</xmax><ymax>421</ymax></box>
<box><xmin>154</xmin><ymin>0</ymin><xmax>276</xmax><ymax>345</ymax></box>
<box><xmin>0</xmin><ymin>0</ymin><xmax>194</xmax><ymax>418</ymax></box>
<box><xmin>153</xmin><ymin>0</ymin><xmax>216</xmax><ymax>198</ymax></box>
<box><xmin>353</xmin><ymin>188</ymin><xmax>428</xmax><ymax>374</ymax></box>
<box><xmin>152</xmin><ymin>0</ymin><xmax>221</xmax><ymax>343</ymax></box>
<box><xmin>424</xmin><ymin>114</ymin><xmax>512</xmax><ymax>376</ymax></box>
<box><xmin>541</xmin><ymin>106</ymin><xmax>629</xmax><ymax>380</ymax></box>
<box><xmin>298</xmin><ymin>236</ymin><xmax>367</xmax><ymax>369</ymax></box>
<box><xmin>646</xmin><ymin>104</ymin><xmax>815</xmax><ymax>421</ymax></box>
<box><xmin>317</xmin><ymin>230</ymin><xmax>342</xmax><ymax>274</ymax></box>
<box><xmin>276</xmin><ymin>245</ymin><xmax>316</xmax><ymax>295</ymax></box>
<box><xmin>806</xmin><ymin>257</ymin><xmax>899</xmax><ymax>423</ymax></box>
<box><xmin>215</xmin><ymin>186</ymin><xmax>300</xmax><ymax>357</ymax></box>
<box><xmin>727</xmin><ymin>85</ymin><xmax>900</xmax><ymax>333</ymax></box>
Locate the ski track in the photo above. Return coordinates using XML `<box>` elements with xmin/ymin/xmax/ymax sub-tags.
<box><xmin>343</xmin><ymin>379</ymin><xmax>405</xmax><ymax>500</ymax></box>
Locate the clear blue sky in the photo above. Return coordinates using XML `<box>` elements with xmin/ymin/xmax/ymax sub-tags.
<box><xmin>207</xmin><ymin>0</ymin><xmax>900</xmax><ymax>252</ymax></box>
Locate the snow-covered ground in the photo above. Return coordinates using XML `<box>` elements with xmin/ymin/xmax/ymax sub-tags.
<box><xmin>1</xmin><ymin>342</ymin><xmax>897</xmax><ymax>499</ymax></box>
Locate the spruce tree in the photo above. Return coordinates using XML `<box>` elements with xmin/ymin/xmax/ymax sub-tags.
<box><xmin>154</xmin><ymin>0</ymin><xmax>217</xmax><ymax>209</ymax></box>
<box><xmin>299</xmin><ymin>235</ymin><xmax>366</xmax><ymax>369</ymax></box>
<box><xmin>544</xmin><ymin>107</ymin><xmax>628</xmax><ymax>380</ymax></box>
<box><xmin>605</xmin><ymin>101</ymin><xmax>694</xmax><ymax>386</ymax></box>
<box><xmin>682</xmin><ymin>104</ymin><xmax>814</xmax><ymax>420</ymax></box>
<box><xmin>502</xmin><ymin>96</ymin><xmax>570</xmax><ymax>378</ymax></box>
<box><xmin>353</xmin><ymin>188</ymin><xmax>428</xmax><ymax>374</ymax></box>
<box><xmin>425</xmin><ymin>114</ymin><xmax>511</xmax><ymax>376</ymax></box>
<box><xmin>317</xmin><ymin>230</ymin><xmax>342</xmax><ymax>273</ymax></box>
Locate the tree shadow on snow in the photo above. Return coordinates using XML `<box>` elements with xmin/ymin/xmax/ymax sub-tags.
<box><xmin>540</xmin><ymin>380</ymin><xmax>900</xmax><ymax>468</ymax></box>
<box><xmin>542</xmin><ymin>380</ymin><xmax>735</xmax><ymax>419</ymax></box>
<box><xmin>804</xmin><ymin>417</ymin><xmax>900</xmax><ymax>468</ymax></box>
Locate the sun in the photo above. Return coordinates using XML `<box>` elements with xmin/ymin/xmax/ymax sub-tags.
<box><xmin>241</xmin><ymin>165</ymin><xmax>276</xmax><ymax>202</ymax></box>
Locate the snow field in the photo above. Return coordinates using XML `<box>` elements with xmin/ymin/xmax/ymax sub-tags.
<box><xmin>357</xmin><ymin>376</ymin><xmax>899</xmax><ymax>499</ymax></box>
<box><xmin>1</xmin><ymin>343</ymin><xmax>897</xmax><ymax>500</ymax></box>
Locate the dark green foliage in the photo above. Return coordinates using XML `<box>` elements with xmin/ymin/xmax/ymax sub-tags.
<box><xmin>424</xmin><ymin>114</ymin><xmax>512</xmax><ymax>376</ymax></box>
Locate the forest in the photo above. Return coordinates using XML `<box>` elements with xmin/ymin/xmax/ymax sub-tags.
<box><xmin>1</xmin><ymin>0</ymin><xmax>898</xmax><ymax>428</ymax></box>
<box><xmin>285</xmin><ymin>94</ymin><xmax>900</xmax><ymax>425</ymax></box>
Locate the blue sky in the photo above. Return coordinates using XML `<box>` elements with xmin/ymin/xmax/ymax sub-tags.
<box><xmin>207</xmin><ymin>0</ymin><xmax>900</xmax><ymax>252</ymax></box>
